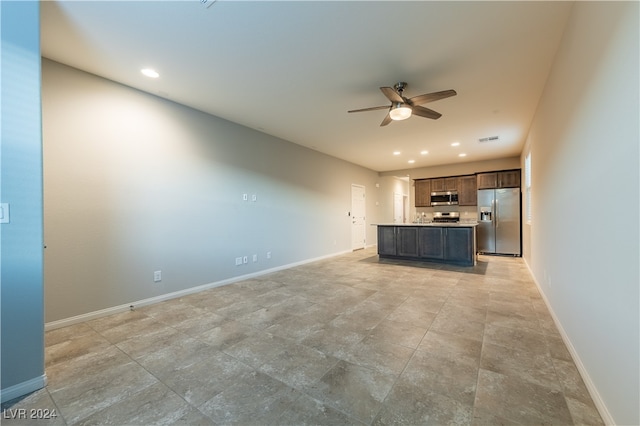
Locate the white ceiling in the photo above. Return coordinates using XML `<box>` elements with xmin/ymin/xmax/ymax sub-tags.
<box><xmin>40</xmin><ymin>1</ymin><xmax>573</xmax><ymax>172</ymax></box>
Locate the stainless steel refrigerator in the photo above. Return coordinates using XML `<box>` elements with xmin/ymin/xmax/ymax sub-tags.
<box><xmin>477</xmin><ymin>188</ymin><xmax>521</xmax><ymax>255</ymax></box>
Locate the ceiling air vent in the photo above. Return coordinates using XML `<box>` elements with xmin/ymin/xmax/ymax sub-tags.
<box><xmin>478</xmin><ymin>136</ymin><xmax>499</xmax><ymax>143</ymax></box>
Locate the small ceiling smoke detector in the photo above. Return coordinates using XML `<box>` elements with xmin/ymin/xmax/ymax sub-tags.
<box><xmin>478</xmin><ymin>136</ymin><xmax>499</xmax><ymax>143</ymax></box>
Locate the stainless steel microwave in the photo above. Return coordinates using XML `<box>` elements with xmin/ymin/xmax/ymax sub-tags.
<box><xmin>430</xmin><ymin>191</ymin><xmax>459</xmax><ymax>206</ymax></box>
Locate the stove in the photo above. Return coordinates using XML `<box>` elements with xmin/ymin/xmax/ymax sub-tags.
<box><xmin>432</xmin><ymin>211</ymin><xmax>460</xmax><ymax>223</ymax></box>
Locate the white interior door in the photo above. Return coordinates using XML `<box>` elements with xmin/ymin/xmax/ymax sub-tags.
<box><xmin>393</xmin><ymin>192</ymin><xmax>404</xmax><ymax>223</ymax></box>
<box><xmin>351</xmin><ymin>184</ymin><xmax>366</xmax><ymax>250</ymax></box>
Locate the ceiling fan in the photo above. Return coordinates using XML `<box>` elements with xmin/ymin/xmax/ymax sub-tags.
<box><xmin>348</xmin><ymin>82</ymin><xmax>457</xmax><ymax>126</ymax></box>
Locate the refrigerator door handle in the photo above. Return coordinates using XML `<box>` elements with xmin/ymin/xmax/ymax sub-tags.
<box><xmin>494</xmin><ymin>198</ymin><xmax>498</xmax><ymax>228</ymax></box>
<box><xmin>491</xmin><ymin>198</ymin><xmax>498</xmax><ymax>227</ymax></box>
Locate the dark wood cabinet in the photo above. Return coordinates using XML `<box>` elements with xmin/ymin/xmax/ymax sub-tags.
<box><xmin>458</xmin><ymin>175</ymin><xmax>477</xmax><ymax>206</ymax></box>
<box><xmin>444</xmin><ymin>227</ymin><xmax>474</xmax><ymax>264</ymax></box>
<box><xmin>378</xmin><ymin>226</ymin><xmax>396</xmax><ymax>256</ymax></box>
<box><xmin>416</xmin><ymin>169</ymin><xmax>518</xmax><ymax>206</ymax></box>
<box><xmin>430</xmin><ymin>177</ymin><xmax>457</xmax><ymax>192</ymax></box>
<box><xmin>418</xmin><ymin>227</ymin><xmax>445</xmax><ymax>259</ymax></box>
<box><xmin>430</xmin><ymin>178</ymin><xmax>444</xmax><ymax>192</ymax></box>
<box><xmin>416</xmin><ymin>177</ymin><xmax>459</xmax><ymax>207</ymax></box>
<box><xmin>376</xmin><ymin>225</ymin><xmax>476</xmax><ymax>266</ymax></box>
<box><xmin>414</xmin><ymin>179</ymin><xmax>431</xmax><ymax>207</ymax></box>
<box><xmin>498</xmin><ymin>170</ymin><xmax>521</xmax><ymax>188</ymax></box>
<box><xmin>477</xmin><ymin>172</ymin><xmax>498</xmax><ymax>189</ymax></box>
<box><xmin>444</xmin><ymin>177</ymin><xmax>458</xmax><ymax>191</ymax></box>
<box><xmin>397</xmin><ymin>227</ymin><xmax>419</xmax><ymax>257</ymax></box>
<box><xmin>377</xmin><ymin>226</ymin><xmax>397</xmax><ymax>256</ymax></box>
<box><xmin>477</xmin><ymin>170</ymin><xmax>521</xmax><ymax>189</ymax></box>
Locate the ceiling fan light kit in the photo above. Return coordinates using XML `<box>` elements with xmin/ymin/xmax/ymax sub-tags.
<box><xmin>389</xmin><ymin>103</ymin><xmax>412</xmax><ymax>121</ymax></box>
<box><xmin>348</xmin><ymin>82</ymin><xmax>457</xmax><ymax>126</ymax></box>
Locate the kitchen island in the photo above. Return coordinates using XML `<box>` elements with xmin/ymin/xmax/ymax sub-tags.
<box><xmin>373</xmin><ymin>223</ymin><xmax>478</xmax><ymax>266</ymax></box>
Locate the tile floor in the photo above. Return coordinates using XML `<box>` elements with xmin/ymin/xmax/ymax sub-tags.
<box><xmin>2</xmin><ymin>248</ymin><xmax>604</xmax><ymax>425</ymax></box>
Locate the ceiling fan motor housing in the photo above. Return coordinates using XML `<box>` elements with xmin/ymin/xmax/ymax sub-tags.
<box><xmin>394</xmin><ymin>82</ymin><xmax>408</xmax><ymax>95</ymax></box>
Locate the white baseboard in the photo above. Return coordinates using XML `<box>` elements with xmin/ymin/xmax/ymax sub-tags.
<box><xmin>0</xmin><ymin>374</ymin><xmax>47</xmax><ymax>404</ymax></box>
<box><xmin>522</xmin><ymin>258</ymin><xmax>614</xmax><ymax>425</ymax></box>
<box><xmin>45</xmin><ymin>249</ymin><xmax>352</xmax><ymax>331</ymax></box>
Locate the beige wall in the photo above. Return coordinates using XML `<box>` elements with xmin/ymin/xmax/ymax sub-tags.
<box><xmin>43</xmin><ymin>59</ymin><xmax>386</xmax><ymax>324</ymax></box>
<box><xmin>522</xmin><ymin>2</ymin><xmax>638</xmax><ymax>424</ymax></box>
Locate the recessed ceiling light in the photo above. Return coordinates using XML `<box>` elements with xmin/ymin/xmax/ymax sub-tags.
<box><xmin>393</xmin><ymin>151</ymin><xmax>401</xmax><ymax>156</ymax></box>
<box><xmin>459</xmin><ymin>153</ymin><xmax>467</xmax><ymax>157</ymax></box>
<box><xmin>408</xmin><ymin>159</ymin><xmax>415</xmax><ymax>164</ymax></box>
<box><xmin>420</xmin><ymin>150</ymin><xmax>428</xmax><ymax>155</ymax></box>
<box><xmin>451</xmin><ymin>142</ymin><xmax>460</xmax><ymax>147</ymax></box>
<box><xmin>141</xmin><ymin>68</ymin><xmax>159</xmax><ymax>78</ymax></box>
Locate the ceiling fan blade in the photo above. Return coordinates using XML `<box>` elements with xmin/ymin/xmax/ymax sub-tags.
<box><xmin>408</xmin><ymin>89</ymin><xmax>457</xmax><ymax>106</ymax></box>
<box><xmin>411</xmin><ymin>105</ymin><xmax>442</xmax><ymax>120</ymax></box>
<box><xmin>348</xmin><ymin>105</ymin><xmax>391</xmax><ymax>113</ymax></box>
<box><xmin>380</xmin><ymin>113</ymin><xmax>393</xmax><ymax>127</ymax></box>
<box><xmin>380</xmin><ymin>87</ymin><xmax>404</xmax><ymax>103</ymax></box>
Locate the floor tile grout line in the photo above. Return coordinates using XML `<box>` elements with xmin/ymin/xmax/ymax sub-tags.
<box><xmin>470</xmin><ymin>281</ymin><xmax>490</xmax><ymax>426</ymax></box>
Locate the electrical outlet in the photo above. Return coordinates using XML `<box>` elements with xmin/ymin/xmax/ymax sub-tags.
<box><xmin>243</xmin><ymin>256</ymin><xmax>248</xmax><ymax>264</ymax></box>
<box><xmin>252</xmin><ymin>254</ymin><xmax>258</xmax><ymax>262</ymax></box>
<box><xmin>153</xmin><ymin>270</ymin><xmax>162</xmax><ymax>282</ymax></box>
<box><xmin>235</xmin><ymin>257</ymin><xmax>243</xmax><ymax>266</ymax></box>
<box><xmin>266</xmin><ymin>251</ymin><xmax>271</xmax><ymax>259</ymax></box>
<box><xmin>251</xmin><ymin>194</ymin><xmax>257</xmax><ymax>202</ymax></box>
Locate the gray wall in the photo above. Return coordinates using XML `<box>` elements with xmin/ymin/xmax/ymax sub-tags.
<box><xmin>0</xmin><ymin>1</ymin><xmax>46</xmax><ymax>401</ymax></box>
<box><xmin>522</xmin><ymin>2</ymin><xmax>638</xmax><ymax>424</ymax></box>
<box><xmin>42</xmin><ymin>59</ymin><xmax>384</xmax><ymax>324</ymax></box>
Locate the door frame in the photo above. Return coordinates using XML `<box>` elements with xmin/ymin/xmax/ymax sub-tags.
<box><xmin>351</xmin><ymin>184</ymin><xmax>366</xmax><ymax>250</ymax></box>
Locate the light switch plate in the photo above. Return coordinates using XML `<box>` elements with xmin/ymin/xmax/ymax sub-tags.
<box><xmin>0</xmin><ymin>203</ymin><xmax>9</xmax><ymax>224</ymax></box>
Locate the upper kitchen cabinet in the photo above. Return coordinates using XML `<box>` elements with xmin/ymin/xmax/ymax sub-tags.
<box><xmin>458</xmin><ymin>175</ymin><xmax>477</xmax><ymax>206</ymax></box>
<box><xmin>498</xmin><ymin>170</ymin><xmax>521</xmax><ymax>188</ymax></box>
<box><xmin>477</xmin><ymin>170</ymin><xmax>521</xmax><ymax>189</ymax></box>
<box><xmin>415</xmin><ymin>179</ymin><xmax>431</xmax><ymax>207</ymax></box>
<box><xmin>431</xmin><ymin>177</ymin><xmax>458</xmax><ymax>192</ymax></box>
<box><xmin>476</xmin><ymin>172</ymin><xmax>497</xmax><ymax>189</ymax></box>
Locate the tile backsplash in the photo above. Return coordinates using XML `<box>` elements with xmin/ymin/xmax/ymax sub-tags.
<box><xmin>413</xmin><ymin>205</ymin><xmax>478</xmax><ymax>223</ymax></box>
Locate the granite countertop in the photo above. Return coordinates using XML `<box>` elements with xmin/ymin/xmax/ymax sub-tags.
<box><xmin>372</xmin><ymin>222</ymin><xmax>479</xmax><ymax>227</ymax></box>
